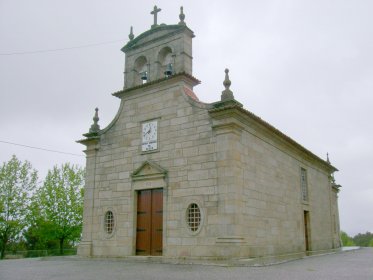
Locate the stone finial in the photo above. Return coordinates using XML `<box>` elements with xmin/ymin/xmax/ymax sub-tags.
<box><xmin>151</xmin><ymin>5</ymin><xmax>162</xmax><ymax>28</ymax></box>
<box><xmin>89</xmin><ymin>108</ymin><xmax>100</xmax><ymax>134</ymax></box>
<box><xmin>129</xmin><ymin>26</ymin><xmax>134</xmax><ymax>41</ymax></box>
<box><xmin>221</xmin><ymin>68</ymin><xmax>234</xmax><ymax>101</ymax></box>
<box><xmin>327</xmin><ymin>153</ymin><xmax>336</xmax><ymax>183</ymax></box>
<box><xmin>178</xmin><ymin>6</ymin><xmax>186</xmax><ymax>25</ymax></box>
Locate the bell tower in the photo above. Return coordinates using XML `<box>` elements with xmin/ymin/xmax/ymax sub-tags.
<box><xmin>121</xmin><ymin>6</ymin><xmax>195</xmax><ymax>89</ymax></box>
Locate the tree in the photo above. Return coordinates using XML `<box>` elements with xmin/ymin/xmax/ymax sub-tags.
<box><xmin>24</xmin><ymin>201</ymin><xmax>52</xmax><ymax>250</ymax></box>
<box><xmin>353</xmin><ymin>232</ymin><xmax>373</xmax><ymax>247</ymax></box>
<box><xmin>340</xmin><ymin>231</ymin><xmax>355</xmax><ymax>246</ymax></box>
<box><xmin>0</xmin><ymin>156</ymin><xmax>38</xmax><ymax>259</ymax></box>
<box><xmin>34</xmin><ymin>164</ymin><xmax>84</xmax><ymax>255</ymax></box>
<box><xmin>369</xmin><ymin>238</ymin><xmax>373</xmax><ymax>247</ymax></box>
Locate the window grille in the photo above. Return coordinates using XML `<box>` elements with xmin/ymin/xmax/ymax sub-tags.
<box><xmin>187</xmin><ymin>203</ymin><xmax>201</xmax><ymax>232</ymax></box>
<box><xmin>105</xmin><ymin>211</ymin><xmax>114</xmax><ymax>234</ymax></box>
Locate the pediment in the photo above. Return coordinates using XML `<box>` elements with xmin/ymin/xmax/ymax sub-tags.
<box><xmin>131</xmin><ymin>160</ymin><xmax>167</xmax><ymax>181</ymax></box>
<box><xmin>121</xmin><ymin>25</ymin><xmax>193</xmax><ymax>53</ymax></box>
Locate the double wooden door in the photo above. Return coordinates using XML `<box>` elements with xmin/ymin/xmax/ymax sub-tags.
<box><xmin>136</xmin><ymin>189</ymin><xmax>163</xmax><ymax>255</ymax></box>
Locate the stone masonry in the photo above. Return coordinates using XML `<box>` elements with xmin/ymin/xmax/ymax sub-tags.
<box><xmin>77</xmin><ymin>6</ymin><xmax>341</xmax><ymax>261</ymax></box>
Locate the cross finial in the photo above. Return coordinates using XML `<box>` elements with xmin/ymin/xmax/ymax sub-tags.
<box><xmin>151</xmin><ymin>5</ymin><xmax>161</xmax><ymax>29</ymax></box>
<box><xmin>327</xmin><ymin>152</ymin><xmax>331</xmax><ymax>164</ymax></box>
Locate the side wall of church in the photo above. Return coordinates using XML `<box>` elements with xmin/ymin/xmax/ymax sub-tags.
<box><xmin>238</xmin><ymin>119</ymin><xmax>336</xmax><ymax>256</ymax></box>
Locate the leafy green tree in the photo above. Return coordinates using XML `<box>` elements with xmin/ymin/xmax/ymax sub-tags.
<box><xmin>33</xmin><ymin>164</ymin><xmax>84</xmax><ymax>255</ymax></box>
<box><xmin>0</xmin><ymin>156</ymin><xmax>38</xmax><ymax>259</ymax></box>
<box><xmin>24</xmin><ymin>203</ymin><xmax>51</xmax><ymax>250</ymax></box>
<box><xmin>369</xmin><ymin>238</ymin><xmax>373</xmax><ymax>247</ymax></box>
<box><xmin>353</xmin><ymin>232</ymin><xmax>373</xmax><ymax>247</ymax></box>
<box><xmin>340</xmin><ymin>231</ymin><xmax>355</xmax><ymax>246</ymax></box>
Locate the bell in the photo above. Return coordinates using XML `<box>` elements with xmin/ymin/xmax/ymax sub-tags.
<box><xmin>164</xmin><ymin>63</ymin><xmax>173</xmax><ymax>76</ymax></box>
<box><xmin>140</xmin><ymin>71</ymin><xmax>148</xmax><ymax>81</ymax></box>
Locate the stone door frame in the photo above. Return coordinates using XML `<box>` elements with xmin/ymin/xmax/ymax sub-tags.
<box><xmin>131</xmin><ymin>161</ymin><xmax>168</xmax><ymax>256</ymax></box>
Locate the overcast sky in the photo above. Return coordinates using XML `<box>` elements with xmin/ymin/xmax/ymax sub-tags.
<box><xmin>0</xmin><ymin>0</ymin><xmax>372</xmax><ymax>237</ymax></box>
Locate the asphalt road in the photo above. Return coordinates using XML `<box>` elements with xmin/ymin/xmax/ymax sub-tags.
<box><xmin>0</xmin><ymin>248</ymin><xmax>372</xmax><ymax>280</ymax></box>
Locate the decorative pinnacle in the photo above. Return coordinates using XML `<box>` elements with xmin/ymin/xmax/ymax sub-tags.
<box><xmin>151</xmin><ymin>5</ymin><xmax>161</xmax><ymax>28</ymax></box>
<box><xmin>129</xmin><ymin>26</ymin><xmax>134</xmax><ymax>41</ymax></box>
<box><xmin>178</xmin><ymin>6</ymin><xmax>186</xmax><ymax>25</ymax></box>
<box><xmin>89</xmin><ymin>108</ymin><xmax>100</xmax><ymax>134</ymax></box>
<box><xmin>326</xmin><ymin>153</ymin><xmax>336</xmax><ymax>183</ymax></box>
<box><xmin>221</xmin><ymin>68</ymin><xmax>234</xmax><ymax>101</ymax></box>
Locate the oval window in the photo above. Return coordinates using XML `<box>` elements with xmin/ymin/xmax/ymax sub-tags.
<box><xmin>186</xmin><ymin>203</ymin><xmax>201</xmax><ymax>232</ymax></box>
<box><xmin>104</xmin><ymin>211</ymin><xmax>114</xmax><ymax>234</ymax></box>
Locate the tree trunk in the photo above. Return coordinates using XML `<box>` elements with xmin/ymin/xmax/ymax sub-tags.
<box><xmin>0</xmin><ymin>238</ymin><xmax>7</xmax><ymax>259</ymax></box>
<box><xmin>59</xmin><ymin>237</ymin><xmax>64</xmax><ymax>255</ymax></box>
<box><xmin>0</xmin><ymin>231</ymin><xmax>9</xmax><ymax>260</ymax></box>
<box><xmin>0</xmin><ymin>247</ymin><xmax>5</xmax><ymax>259</ymax></box>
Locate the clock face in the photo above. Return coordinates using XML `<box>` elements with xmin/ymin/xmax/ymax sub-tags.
<box><xmin>141</xmin><ymin>120</ymin><xmax>158</xmax><ymax>151</ymax></box>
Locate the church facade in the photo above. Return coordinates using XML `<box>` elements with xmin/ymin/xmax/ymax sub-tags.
<box><xmin>78</xmin><ymin>6</ymin><xmax>341</xmax><ymax>261</ymax></box>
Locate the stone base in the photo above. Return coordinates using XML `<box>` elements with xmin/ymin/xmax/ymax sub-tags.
<box><xmin>77</xmin><ymin>241</ymin><xmax>93</xmax><ymax>257</ymax></box>
<box><xmin>75</xmin><ymin>247</ymin><xmax>344</xmax><ymax>267</ymax></box>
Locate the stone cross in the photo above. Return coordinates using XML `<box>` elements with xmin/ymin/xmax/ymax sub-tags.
<box><xmin>151</xmin><ymin>5</ymin><xmax>161</xmax><ymax>28</ymax></box>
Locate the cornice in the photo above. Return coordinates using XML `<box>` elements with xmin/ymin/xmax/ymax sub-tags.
<box><xmin>209</xmin><ymin>105</ymin><xmax>337</xmax><ymax>173</ymax></box>
<box><xmin>122</xmin><ymin>24</ymin><xmax>194</xmax><ymax>53</ymax></box>
<box><xmin>76</xmin><ymin>136</ymin><xmax>100</xmax><ymax>146</ymax></box>
<box><xmin>113</xmin><ymin>72</ymin><xmax>200</xmax><ymax>98</ymax></box>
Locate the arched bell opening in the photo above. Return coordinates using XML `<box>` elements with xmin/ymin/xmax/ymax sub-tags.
<box><xmin>134</xmin><ymin>56</ymin><xmax>149</xmax><ymax>85</ymax></box>
<box><xmin>158</xmin><ymin>47</ymin><xmax>174</xmax><ymax>78</ymax></box>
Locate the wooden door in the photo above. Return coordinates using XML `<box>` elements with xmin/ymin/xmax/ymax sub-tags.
<box><xmin>136</xmin><ymin>189</ymin><xmax>163</xmax><ymax>255</ymax></box>
<box><xmin>150</xmin><ymin>189</ymin><xmax>163</xmax><ymax>255</ymax></box>
<box><xmin>136</xmin><ymin>190</ymin><xmax>151</xmax><ymax>255</ymax></box>
<box><xmin>304</xmin><ymin>211</ymin><xmax>310</xmax><ymax>251</ymax></box>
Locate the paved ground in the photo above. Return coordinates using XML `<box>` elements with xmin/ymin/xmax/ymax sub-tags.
<box><xmin>0</xmin><ymin>248</ymin><xmax>372</xmax><ymax>280</ymax></box>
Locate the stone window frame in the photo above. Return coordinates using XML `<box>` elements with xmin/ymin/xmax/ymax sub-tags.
<box><xmin>184</xmin><ymin>200</ymin><xmax>204</xmax><ymax>235</ymax></box>
<box><xmin>103</xmin><ymin>209</ymin><xmax>116</xmax><ymax>238</ymax></box>
<box><xmin>300</xmin><ymin>167</ymin><xmax>309</xmax><ymax>202</ymax></box>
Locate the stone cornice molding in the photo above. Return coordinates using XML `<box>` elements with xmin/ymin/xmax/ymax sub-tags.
<box><xmin>212</xmin><ymin>122</ymin><xmax>244</xmax><ymax>136</ymax></box>
<box><xmin>76</xmin><ymin>136</ymin><xmax>100</xmax><ymax>148</ymax></box>
<box><xmin>209</xmin><ymin>105</ymin><xmax>337</xmax><ymax>173</ymax></box>
<box><xmin>332</xmin><ymin>184</ymin><xmax>342</xmax><ymax>193</ymax></box>
<box><xmin>122</xmin><ymin>24</ymin><xmax>194</xmax><ymax>53</ymax></box>
<box><xmin>113</xmin><ymin>72</ymin><xmax>200</xmax><ymax>98</ymax></box>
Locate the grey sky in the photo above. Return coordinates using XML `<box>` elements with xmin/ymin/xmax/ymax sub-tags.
<box><xmin>0</xmin><ymin>0</ymin><xmax>372</xmax><ymax>236</ymax></box>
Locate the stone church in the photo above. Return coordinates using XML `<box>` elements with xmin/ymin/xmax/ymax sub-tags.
<box><xmin>77</xmin><ymin>6</ymin><xmax>341</xmax><ymax>262</ymax></box>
